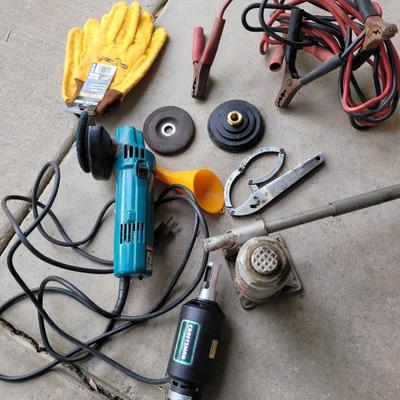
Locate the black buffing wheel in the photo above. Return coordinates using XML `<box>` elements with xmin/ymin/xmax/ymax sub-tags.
<box><xmin>76</xmin><ymin>111</ymin><xmax>90</xmax><ymax>173</ymax></box>
<box><xmin>88</xmin><ymin>126</ymin><xmax>115</xmax><ymax>181</ymax></box>
<box><xmin>208</xmin><ymin>100</ymin><xmax>264</xmax><ymax>152</ymax></box>
<box><xmin>143</xmin><ymin>106</ymin><xmax>195</xmax><ymax>155</ymax></box>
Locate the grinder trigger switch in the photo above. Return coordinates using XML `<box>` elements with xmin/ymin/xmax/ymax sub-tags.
<box><xmin>137</xmin><ymin>161</ymin><xmax>149</xmax><ymax>180</ymax></box>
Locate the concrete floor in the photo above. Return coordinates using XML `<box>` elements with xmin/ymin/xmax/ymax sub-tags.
<box><xmin>0</xmin><ymin>0</ymin><xmax>400</xmax><ymax>399</ymax></box>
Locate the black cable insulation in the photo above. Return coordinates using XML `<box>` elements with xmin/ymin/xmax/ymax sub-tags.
<box><xmin>0</xmin><ymin>162</ymin><xmax>209</xmax><ymax>385</ymax></box>
<box><xmin>241</xmin><ymin>0</ymin><xmax>399</xmax><ymax>128</ymax></box>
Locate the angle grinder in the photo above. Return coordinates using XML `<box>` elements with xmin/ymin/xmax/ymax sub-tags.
<box><xmin>76</xmin><ymin>112</ymin><xmax>156</xmax><ymax>278</ymax></box>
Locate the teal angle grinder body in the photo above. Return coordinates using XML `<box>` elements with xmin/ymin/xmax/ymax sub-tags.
<box><xmin>113</xmin><ymin>126</ymin><xmax>156</xmax><ymax>278</ymax></box>
<box><xmin>77</xmin><ymin>113</ymin><xmax>156</xmax><ymax>278</ymax></box>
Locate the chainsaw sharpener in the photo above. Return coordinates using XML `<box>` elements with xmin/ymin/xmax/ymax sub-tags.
<box><xmin>77</xmin><ymin>112</ymin><xmax>156</xmax><ymax>278</ymax></box>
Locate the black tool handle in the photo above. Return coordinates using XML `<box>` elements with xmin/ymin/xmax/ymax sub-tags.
<box><xmin>285</xmin><ymin>8</ymin><xmax>304</xmax><ymax>65</ymax></box>
<box><xmin>352</xmin><ymin>48</ymin><xmax>376</xmax><ymax>71</ymax></box>
<box><xmin>299</xmin><ymin>54</ymin><xmax>345</xmax><ymax>86</ymax></box>
<box><xmin>167</xmin><ymin>300</ymin><xmax>224</xmax><ymax>400</ymax></box>
<box><xmin>355</xmin><ymin>0</ymin><xmax>379</xmax><ymax>19</ymax></box>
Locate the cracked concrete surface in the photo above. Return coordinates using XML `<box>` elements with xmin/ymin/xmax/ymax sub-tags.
<box><xmin>0</xmin><ymin>322</ymin><xmax>114</xmax><ymax>400</ymax></box>
<box><xmin>0</xmin><ymin>318</ymin><xmax>130</xmax><ymax>399</ymax></box>
<box><xmin>1</xmin><ymin>0</ymin><xmax>400</xmax><ymax>399</ymax></box>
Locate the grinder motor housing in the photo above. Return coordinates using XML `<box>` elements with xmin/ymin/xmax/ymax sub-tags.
<box><xmin>76</xmin><ymin>114</ymin><xmax>156</xmax><ymax>278</ymax></box>
<box><xmin>113</xmin><ymin>126</ymin><xmax>156</xmax><ymax>278</ymax></box>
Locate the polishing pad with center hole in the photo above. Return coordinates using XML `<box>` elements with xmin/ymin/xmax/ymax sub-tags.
<box><xmin>143</xmin><ymin>106</ymin><xmax>195</xmax><ymax>155</ymax></box>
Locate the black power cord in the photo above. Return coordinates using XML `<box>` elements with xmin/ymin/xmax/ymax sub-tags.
<box><xmin>0</xmin><ymin>161</ymin><xmax>209</xmax><ymax>385</ymax></box>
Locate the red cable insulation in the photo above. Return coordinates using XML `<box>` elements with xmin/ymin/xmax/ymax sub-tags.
<box><xmin>256</xmin><ymin>0</ymin><xmax>399</xmax><ymax>126</ymax></box>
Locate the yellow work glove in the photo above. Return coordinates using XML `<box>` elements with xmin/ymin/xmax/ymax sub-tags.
<box><xmin>62</xmin><ymin>2</ymin><xmax>167</xmax><ymax>114</ymax></box>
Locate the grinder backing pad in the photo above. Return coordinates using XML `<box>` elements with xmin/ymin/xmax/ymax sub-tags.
<box><xmin>76</xmin><ymin>111</ymin><xmax>90</xmax><ymax>173</ymax></box>
<box><xmin>143</xmin><ymin>106</ymin><xmax>194</xmax><ymax>154</ymax></box>
<box><xmin>208</xmin><ymin>100</ymin><xmax>264</xmax><ymax>152</ymax></box>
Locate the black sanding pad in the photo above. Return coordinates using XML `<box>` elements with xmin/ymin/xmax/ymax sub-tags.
<box><xmin>208</xmin><ymin>100</ymin><xmax>264</xmax><ymax>152</ymax></box>
<box><xmin>87</xmin><ymin>125</ymin><xmax>115</xmax><ymax>180</ymax></box>
<box><xmin>143</xmin><ymin>106</ymin><xmax>195</xmax><ymax>155</ymax></box>
<box><xmin>76</xmin><ymin>111</ymin><xmax>90</xmax><ymax>173</ymax></box>
<box><xmin>76</xmin><ymin>112</ymin><xmax>115</xmax><ymax>180</ymax></box>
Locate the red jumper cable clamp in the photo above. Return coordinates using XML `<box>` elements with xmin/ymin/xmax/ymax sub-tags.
<box><xmin>192</xmin><ymin>0</ymin><xmax>233</xmax><ymax>99</ymax></box>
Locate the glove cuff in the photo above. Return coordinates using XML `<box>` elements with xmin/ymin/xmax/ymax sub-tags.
<box><xmin>96</xmin><ymin>89</ymin><xmax>123</xmax><ymax>114</ymax></box>
<box><xmin>65</xmin><ymin>78</ymin><xmax>84</xmax><ymax>106</ymax></box>
<box><xmin>65</xmin><ymin>80</ymin><xmax>122</xmax><ymax>115</ymax></box>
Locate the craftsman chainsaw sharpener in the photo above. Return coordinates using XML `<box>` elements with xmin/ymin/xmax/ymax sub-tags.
<box><xmin>76</xmin><ymin>112</ymin><xmax>155</xmax><ymax>278</ymax></box>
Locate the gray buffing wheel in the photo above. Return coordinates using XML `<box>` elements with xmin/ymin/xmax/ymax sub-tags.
<box><xmin>143</xmin><ymin>106</ymin><xmax>195</xmax><ymax>155</ymax></box>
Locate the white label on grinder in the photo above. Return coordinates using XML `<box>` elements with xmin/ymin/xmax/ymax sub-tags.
<box><xmin>168</xmin><ymin>389</ymin><xmax>192</xmax><ymax>400</ymax></box>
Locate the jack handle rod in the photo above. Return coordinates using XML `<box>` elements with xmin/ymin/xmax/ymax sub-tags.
<box><xmin>204</xmin><ymin>184</ymin><xmax>400</xmax><ymax>252</ymax></box>
<box><xmin>266</xmin><ymin>183</ymin><xmax>400</xmax><ymax>233</ymax></box>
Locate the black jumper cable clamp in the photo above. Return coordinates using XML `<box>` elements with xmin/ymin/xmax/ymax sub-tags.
<box><xmin>275</xmin><ymin>8</ymin><xmax>364</xmax><ymax>108</ymax></box>
<box><xmin>274</xmin><ymin>0</ymin><xmax>398</xmax><ymax>109</ymax></box>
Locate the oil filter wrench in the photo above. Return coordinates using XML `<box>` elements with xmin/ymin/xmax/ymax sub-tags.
<box><xmin>224</xmin><ymin>149</ymin><xmax>325</xmax><ymax>216</ymax></box>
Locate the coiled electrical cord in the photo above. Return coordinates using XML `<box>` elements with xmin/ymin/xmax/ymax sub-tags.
<box><xmin>0</xmin><ymin>161</ymin><xmax>209</xmax><ymax>385</ymax></box>
<box><xmin>242</xmin><ymin>0</ymin><xmax>399</xmax><ymax>129</ymax></box>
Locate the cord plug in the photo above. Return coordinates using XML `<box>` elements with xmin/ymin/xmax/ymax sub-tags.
<box><xmin>154</xmin><ymin>217</ymin><xmax>179</xmax><ymax>247</ymax></box>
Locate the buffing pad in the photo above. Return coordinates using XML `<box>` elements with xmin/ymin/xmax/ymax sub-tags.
<box><xmin>143</xmin><ymin>106</ymin><xmax>195</xmax><ymax>154</ymax></box>
<box><xmin>208</xmin><ymin>100</ymin><xmax>264</xmax><ymax>152</ymax></box>
<box><xmin>76</xmin><ymin>111</ymin><xmax>90</xmax><ymax>173</ymax></box>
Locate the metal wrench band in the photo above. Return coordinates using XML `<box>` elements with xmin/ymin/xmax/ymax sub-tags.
<box><xmin>227</xmin><ymin>152</ymin><xmax>325</xmax><ymax>217</ymax></box>
<box><xmin>224</xmin><ymin>147</ymin><xmax>285</xmax><ymax>210</ymax></box>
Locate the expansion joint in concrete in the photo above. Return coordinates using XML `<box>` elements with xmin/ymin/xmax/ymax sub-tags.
<box><xmin>62</xmin><ymin>363</ymin><xmax>129</xmax><ymax>400</ymax></box>
<box><xmin>154</xmin><ymin>0</ymin><xmax>169</xmax><ymax>18</ymax></box>
<box><xmin>0</xmin><ymin>317</ymin><xmax>46</xmax><ymax>353</ymax></box>
<box><xmin>0</xmin><ymin>128</ymin><xmax>76</xmax><ymax>255</ymax></box>
<box><xmin>0</xmin><ymin>317</ymin><xmax>130</xmax><ymax>400</ymax></box>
